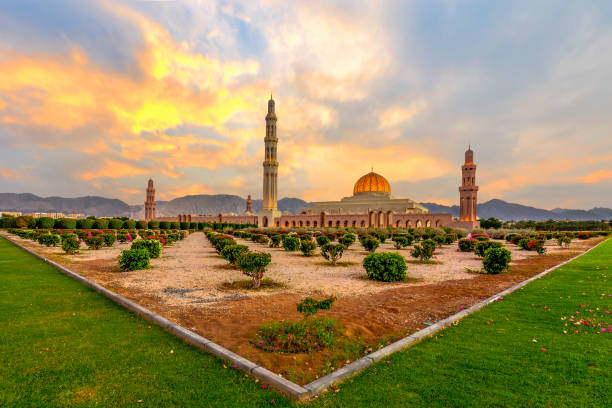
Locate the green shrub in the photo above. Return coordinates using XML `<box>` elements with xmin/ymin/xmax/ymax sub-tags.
<box><xmin>221</xmin><ymin>244</ymin><xmax>249</xmax><ymax>266</ymax></box>
<box><xmin>316</xmin><ymin>235</ymin><xmax>331</xmax><ymax>247</ymax></box>
<box><xmin>118</xmin><ymin>249</ymin><xmax>150</xmax><ymax>271</ymax></box>
<box><xmin>283</xmin><ymin>236</ymin><xmax>301</xmax><ymax>251</ymax></box>
<box><xmin>237</xmin><ymin>251</ymin><xmax>272</xmax><ymax>288</ymax></box>
<box><xmin>482</xmin><ymin>247</ymin><xmax>512</xmax><ymax>274</ymax></box>
<box><xmin>15</xmin><ymin>216</ymin><xmax>36</xmax><ymax>228</ymax></box>
<box><xmin>320</xmin><ymin>243</ymin><xmax>345</xmax><ymax>264</ymax></box>
<box><xmin>392</xmin><ymin>235</ymin><xmax>412</xmax><ymax>249</ymax></box>
<box><xmin>300</xmin><ymin>240</ymin><xmax>317</xmax><ymax>256</ymax></box>
<box><xmin>147</xmin><ymin>220</ymin><xmax>159</xmax><ymax>229</ymax></box>
<box><xmin>214</xmin><ymin>237</ymin><xmax>236</xmax><ymax>254</ymax></box>
<box><xmin>370</xmin><ymin>231</ymin><xmax>387</xmax><ymax>243</ymax></box>
<box><xmin>338</xmin><ymin>233</ymin><xmax>356</xmax><ymax>248</ymax></box>
<box><xmin>38</xmin><ymin>233</ymin><xmax>60</xmax><ymax>247</ymax></box>
<box><xmin>518</xmin><ymin>238</ymin><xmax>530</xmax><ymax>250</ymax></box>
<box><xmin>37</xmin><ymin>217</ymin><xmax>55</xmax><ymax>229</ymax></box>
<box><xmin>410</xmin><ymin>239</ymin><xmax>436</xmax><ymax>260</ymax></box>
<box><xmin>432</xmin><ymin>235</ymin><xmax>446</xmax><ymax>247</ymax></box>
<box><xmin>56</xmin><ymin>218</ymin><xmax>77</xmax><ymax>229</ymax></box>
<box><xmin>94</xmin><ymin>219</ymin><xmax>109</xmax><ymax>229</ymax></box>
<box><xmin>85</xmin><ymin>236</ymin><xmax>104</xmax><ymax>250</ymax></box>
<box><xmin>108</xmin><ymin>218</ymin><xmax>124</xmax><ymax>229</ymax></box>
<box><xmin>297</xmin><ymin>297</ymin><xmax>335</xmax><ymax>318</ymax></box>
<box><xmin>101</xmin><ymin>233</ymin><xmax>115</xmax><ymax>247</ymax></box>
<box><xmin>458</xmin><ymin>238</ymin><xmax>476</xmax><ymax>252</ymax></box>
<box><xmin>159</xmin><ymin>221</ymin><xmax>171</xmax><ymax>229</ymax></box>
<box><xmin>171</xmin><ymin>222</ymin><xmax>180</xmax><ymax>229</ymax></box>
<box><xmin>556</xmin><ymin>235</ymin><xmax>571</xmax><ymax>247</ymax></box>
<box><xmin>77</xmin><ymin>218</ymin><xmax>95</xmax><ymax>229</ymax></box>
<box><xmin>363</xmin><ymin>252</ymin><xmax>407</xmax><ymax>282</ymax></box>
<box><xmin>254</xmin><ymin>316</ymin><xmax>339</xmax><ymax>353</ymax></box>
<box><xmin>180</xmin><ymin>222</ymin><xmax>189</xmax><ymax>230</ymax></box>
<box><xmin>252</xmin><ymin>234</ymin><xmax>269</xmax><ymax>245</ymax></box>
<box><xmin>135</xmin><ymin>220</ymin><xmax>148</xmax><ymax>229</ymax></box>
<box><xmin>61</xmin><ymin>235</ymin><xmax>80</xmax><ymax>254</ymax></box>
<box><xmin>360</xmin><ymin>236</ymin><xmax>380</xmax><ymax>252</ymax></box>
<box><xmin>122</xmin><ymin>219</ymin><xmax>136</xmax><ymax>229</ymax></box>
<box><xmin>474</xmin><ymin>241</ymin><xmax>504</xmax><ymax>257</ymax></box>
<box><xmin>131</xmin><ymin>239</ymin><xmax>162</xmax><ymax>258</ymax></box>
<box><xmin>269</xmin><ymin>234</ymin><xmax>282</xmax><ymax>248</ymax></box>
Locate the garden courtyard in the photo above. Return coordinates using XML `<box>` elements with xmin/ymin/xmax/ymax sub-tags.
<box><xmin>0</xmin><ymin>229</ymin><xmax>605</xmax><ymax>385</ymax></box>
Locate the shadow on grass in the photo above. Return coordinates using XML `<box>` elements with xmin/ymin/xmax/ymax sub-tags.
<box><xmin>314</xmin><ymin>261</ymin><xmax>360</xmax><ymax>267</ymax></box>
<box><xmin>219</xmin><ymin>278</ymin><xmax>286</xmax><ymax>291</ymax></box>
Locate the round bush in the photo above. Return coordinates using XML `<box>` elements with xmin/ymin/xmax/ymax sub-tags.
<box><xmin>77</xmin><ymin>219</ymin><xmax>95</xmax><ymax>229</ymax></box>
<box><xmin>180</xmin><ymin>222</ymin><xmax>189</xmax><ymax>230</ymax></box>
<box><xmin>410</xmin><ymin>239</ymin><xmax>436</xmax><ymax>260</ymax></box>
<box><xmin>316</xmin><ymin>235</ymin><xmax>331</xmax><ymax>247</ymax></box>
<box><xmin>37</xmin><ymin>217</ymin><xmax>55</xmax><ymax>229</ymax></box>
<box><xmin>56</xmin><ymin>218</ymin><xmax>77</xmax><ymax>229</ymax></box>
<box><xmin>109</xmin><ymin>218</ymin><xmax>124</xmax><ymax>229</ymax></box>
<box><xmin>320</xmin><ymin>243</ymin><xmax>345</xmax><ymax>264</ymax></box>
<box><xmin>283</xmin><ymin>236</ymin><xmax>301</xmax><ymax>251</ymax></box>
<box><xmin>269</xmin><ymin>234</ymin><xmax>282</xmax><ymax>248</ymax></box>
<box><xmin>338</xmin><ymin>233</ymin><xmax>356</xmax><ymax>248</ymax></box>
<box><xmin>102</xmin><ymin>233</ymin><xmax>116</xmax><ymax>247</ymax></box>
<box><xmin>482</xmin><ymin>247</ymin><xmax>512</xmax><ymax>274</ymax></box>
<box><xmin>122</xmin><ymin>219</ymin><xmax>136</xmax><ymax>229</ymax></box>
<box><xmin>300</xmin><ymin>240</ymin><xmax>317</xmax><ymax>256</ymax></box>
<box><xmin>392</xmin><ymin>235</ymin><xmax>412</xmax><ymax>249</ymax></box>
<box><xmin>237</xmin><ymin>251</ymin><xmax>272</xmax><ymax>288</ymax></box>
<box><xmin>94</xmin><ymin>219</ymin><xmax>109</xmax><ymax>229</ymax></box>
<box><xmin>221</xmin><ymin>244</ymin><xmax>249</xmax><ymax>266</ymax></box>
<box><xmin>214</xmin><ymin>237</ymin><xmax>236</xmax><ymax>254</ymax></box>
<box><xmin>135</xmin><ymin>220</ymin><xmax>148</xmax><ymax>229</ymax></box>
<box><xmin>458</xmin><ymin>238</ymin><xmax>476</xmax><ymax>252</ymax></box>
<box><xmin>131</xmin><ymin>239</ymin><xmax>162</xmax><ymax>258</ymax></box>
<box><xmin>148</xmin><ymin>220</ymin><xmax>160</xmax><ymax>229</ymax></box>
<box><xmin>474</xmin><ymin>241</ymin><xmax>504</xmax><ymax>257</ymax></box>
<box><xmin>170</xmin><ymin>222</ymin><xmax>180</xmax><ymax>229</ymax></box>
<box><xmin>159</xmin><ymin>221</ymin><xmax>171</xmax><ymax>229</ymax></box>
<box><xmin>61</xmin><ymin>235</ymin><xmax>80</xmax><ymax>254</ymax></box>
<box><xmin>38</xmin><ymin>233</ymin><xmax>60</xmax><ymax>247</ymax></box>
<box><xmin>118</xmin><ymin>249</ymin><xmax>150</xmax><ymax>271</ymax></box>
<box><xmin>363</xmin><ymin>252</ymin><xmax>407</xmax><ymax>282</ymax></box>
<box><xmin>360</xmin><ymin>236</ymin><xmax>380</xmax><ymax>252</ymax></box>
<box><xmin>85</xmin><ymin>236</ymin><xmax>104</xmax><ymax>250</ymax></box>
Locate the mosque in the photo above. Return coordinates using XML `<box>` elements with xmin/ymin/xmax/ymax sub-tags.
<box><xmin>150</xmin><ymin>96</ymin><xmax>480</xmax><ymax>231</ymax></box>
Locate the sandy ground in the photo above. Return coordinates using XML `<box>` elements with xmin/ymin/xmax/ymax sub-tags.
<box><xmin>0</xmin><ymin>231</ymin><xmax>580</xmax><ymax>306</ymax></box>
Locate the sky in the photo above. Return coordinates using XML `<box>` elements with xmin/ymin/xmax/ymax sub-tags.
<box><xmin>0</xmin><ymin>0</ymin><xmax>611</xmax><ymax>209</ymax></box>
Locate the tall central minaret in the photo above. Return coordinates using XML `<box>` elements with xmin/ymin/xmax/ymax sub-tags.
<box><xmin>262</xmin><ymin>95</ymin><xmax>278</xmax><ymax>211</ymax></box>
<box><xmin>459</xmin><ymin>147</ymin><xmax>478</xmax><ymax>221</ymax></box>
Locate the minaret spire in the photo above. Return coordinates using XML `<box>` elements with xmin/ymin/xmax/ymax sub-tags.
<box><xmin>263</xmin><ymin>94</ymin><xmax>278</xmax><ymax>212</ymax></box>
<box><xmin>459</xmin><ymin>147</ymin><xmax>478</xmax><ymax>222</ymax></box>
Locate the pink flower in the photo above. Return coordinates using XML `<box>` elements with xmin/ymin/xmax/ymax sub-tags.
<box><xmin>261</xmin><ymin>385</ymin><xmax>268</xmax><ymax>390</ymax></box>
<box><xmin>459</xmin><ymin>306</ymin><xmax>464</xmax><ymax>310</ymax></box>
<box><xmin>602</xmin><ymin>328</ymin><xmax>607</xmax><ymax>332</ymax></box>
<box><xmin>541</xmin><ymin>347</ymin><xmax>547</xmax><ymax>351</ymax></box>
<box><xmin>87</xmin><ymin>232</ymin><xmax>92</xmax><ymax>237</ymax></box>
<box><xmin>386</xmin><ymin>361</ymin><xmax>391</xmax><ymax>365</ymax></box>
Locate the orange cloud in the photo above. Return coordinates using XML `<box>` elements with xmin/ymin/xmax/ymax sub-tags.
<box><xmin>378</xmin><ymin>102</ymin><xmax>426</xmax><ymax>129</ymax></box>
<box><xmin>0</xmin><ymin>167</ymin><xmax>25</xmax><ymax>179</ymax></box>
<box><xmin>165</xmin><ymin>183</ymin><xmax>214</xmax><ymax>198</ymax></box>
<box><xmin>80</xmin><ymin>160</ymin><xmax>149</xmax><ymax>181</ymax></box>
<box><xmin>580</xmin><ymin>169</ymin><xmax>612</xmax><ymax>184</ymax></box>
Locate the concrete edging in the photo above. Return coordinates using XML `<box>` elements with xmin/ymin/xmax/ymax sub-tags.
<box><xmin>2</xmin><ymin>233</ymin><xmax>606</xmax><ymax>400</ymax></box>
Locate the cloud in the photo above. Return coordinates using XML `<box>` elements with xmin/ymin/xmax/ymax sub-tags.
<box><xmin>0</xmin><ymin>167</ymin><xmax>25</xmax><ymax>179</ymax></box>
<box><xmin>580</xmin><ymin>169</ymin><xmax>612</xmax><ymax>184</ymax></box>
<box><xmin>378</xmin><ymin>101</ymin><xmax>426</xmax><ymax>129</ymax></box>
<box><xmin>80</xmin><ymin>160</ymin><xmax>149</xmax><ymax>181</ymax></box>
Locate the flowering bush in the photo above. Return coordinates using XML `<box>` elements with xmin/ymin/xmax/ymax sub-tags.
<box><xmin>556</xmin><ymin>235</ymin><xmax>571</xmax><ymax>247</ymax></box>
<box><xmin>269</xmin><ymin>234</ymin><xmax>282</xmax><ymax>248</ymax></box>
<box><xmin>458</xmin><ymin>238</ymin><xmax>476</xmax><ymax>252</ymax></box>
<box><xmin>482</xmin><ymin>247</ymin><xmax>512</xmax><ymax>274</ymax></box>
<box><xmin>118</xmin><ymin>249</ymin><xmax>150</xmax><ymax>271</ymax></box>
<box><xmin>364</xmin><ymin>252</ymin><xmax>407</xmax><ymax>282</ymax></box>
<box><xmin>220</xmin><ymin>244</ymin><xmax>249</xmax><ymax>266</ymax></box>
<box><xmin>102</xmin><ymin>233</ymin><xmax>116</xmax><ymax>247</ymax></box>
<box><xmin>360</xmin><ymin>236</ymin><xmax>380</xmax><ymax>253</ymax></box>
<box><xmin>131</xmin><ymin>239</ymin><xmax>162</xmax><ymax>258</ymax></box>
<box><xmin>282</xmin><ymin>236</ymin><xmax>301</xmax><ymax>251</ymax></box>
<box><xmin>38</xmin><ymin>233</ymin><xmax>60</xmax><ymax>247</ymax></box>
<box><xmin>474</xmin><ymin>241</ymin><xmax>503</xmax><ymax>257</ymax></box>
<box><xmin>85</xmin><ymin>236</ymin><xmax>104</xmax><ymax>250</ymax></box>
<box><xmin>237</xmin><ymin>251</ymin><xmax>272</xmax><ymax>288</ymax></box>
<box><xmin>61</xmin><ymin>234</ymin><xmax>80</xmax><ymax>254</ymax></box>
<box><xmin>411</xmin><ymin>239</ymin><xmax>436</xmax><ymax>260</ymax></box>
<box><xmin>320</xmin><ymin>243</ymin><xmax>345</xmax><ymax>264</ymax></box>
<box><xmin>252</xmin><ymin>234</ymin><xmax>269</xmax><ymax>245</ymax></box>
<box><xmin>316</xmin><ymin>235</ymin><xmax>331</xmax><ymax>247</ymax></box>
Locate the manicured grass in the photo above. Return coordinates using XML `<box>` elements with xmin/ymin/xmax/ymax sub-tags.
<box><xmin>310</xmin><ymin>239</ymin><xmax>611</xmax><ymax>407</ymax></box>
<box><xmin>1</xmin><ymin>237</ymin><xmax>610</xmax><ymax>407</ymax></box>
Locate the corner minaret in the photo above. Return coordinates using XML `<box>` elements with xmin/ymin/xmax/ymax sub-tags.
<box><xmin>459</xmin><ymin>146</ymin><xmax>478</xmax><ymax>221</ymax></box>
<box><xmin>245</xmin><ymin>194</ymin><xmax>253</xmax><ymax>214</ymax></box>
<box><xmin>145</xmin><ymin>178</ymin><xmax>156</xmax><ymax>221</ymax></box>
<box><xmin>262</xmin><ymin>94</ymin><xmax>278</xmax><ymax>211</ymax></box>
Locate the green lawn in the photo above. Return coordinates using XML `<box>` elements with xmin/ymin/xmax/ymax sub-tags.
<box><xmin>1</xmin><ymin>237</ymin><xmax>610</xmax><ymax>407</ymax></box>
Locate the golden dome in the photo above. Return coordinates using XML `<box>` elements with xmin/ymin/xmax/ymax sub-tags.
<box><xmin>353</xmin><ymin>172</ymin><xmax>391</xmax><ymax>195</ymax></box>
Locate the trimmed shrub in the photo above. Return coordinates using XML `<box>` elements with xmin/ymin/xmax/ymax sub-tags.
<box><xmin>320</xmin><ymin>243</ymin><xmax>345</xmax><ymax>264</ymax></box>
<box><xmin>38</xmin><ymin>233</ymin><xmax>60</xmax><ymax>247</ymax></box>
<box><xmin>237</xmin><ymin>251</ymin><xmax>272</xmax><ymax>288</ymax></box>
<box><xmin>123</xmin><ymin>219</ymin><xmax>136</xmax><ymax>229</ymax></box>
<box><xmin>85</xmin><ymin>236</ymin><xmax>104</xmax><ymax>250</ymax></box>
<box><xmin>269</xmin><ymin>234</ymin><xmax>282</xmax><ymax>248</ymax></box>
<box><xmin>180</xmin><ymin>222</ymin><xmax>189</xmax><ymax>230</ymax></box>
<box><xmin>316</xmin><ymin>235</ymin><xmax>331</xmax><ymax>247</ymax></box>
<box><xmin>159</xmin><ymin>221</ymin><xmax>171</xmax><ymax>229</ymax></box>
<box><xmin>300</xmin><ymin>240</ymin><xmax>317</xmax><ymax>256</ymax></box>
<box><xmin>109</xmin><ymin>218</ymin><xmax>124</xmax><ymax>229</ymax></box>
<box><xmin>363</xmin><ymin>252</ymin><xmax>407</xmax><ymax>282</ymax></box>
<box><xmin>56</xmin><ymin>218</ymin><xmax>77</xmax><ymax>229</ymax></box>
<box><xmin>170</xmin><ymin>222</ymin><xmax>180</xmax><ymax>229</ymax></box>
<box><xmin>189</xmin><ymin>222</ymin><xmax>198</xmax><ymax>229</ymax></box>
<box><xmin>556</xmin><ymin>235</ymin><xmax>571</xmax><ymax>247</ymax></box>
<box><xmin>392</xmin><ymin>235</ymin><xmax>412</xmax><ymax>249</ymax></box>
<box><xmin>283</xmin><ymin>236</ymin><xmax>301</xmax><ymax>251</ymax></box>
<box><xmin>16</xmin><ymin>216</ymin><xmax>36</xmax><ymax>228</ymax></box>
<box><xmin>221</xmin><ymin>244</ymin><xmax>249</xmax><ymax>266</ymax></box>
<box><xmin>38</xmin><ymin>217</ymin><xmax>55</xmax><ymax>229</ymax></box>
<box><xmin>148</xmin><ymin>220</ymin><xmax>160</xmax><ymax>229</ymax></box>
<box><xmin>252</xmin><ymin>234</ymin><xmax>269</xmax><ymax>245</ymax></box>
<box><xmin>93</xmin><ymin>219</ymin><xmax>109</xmax><ymax>229</ymax></box>
<box><xmin>61</xmin><ymin>235</ymin><xmax>80</xmax><ymax>254</ymax></box>
<box><xmin>458</xmin><ymin>238</ymin><xmax>476</xmax><ymax>252</ymax></box>
<box><xmin>118</xmin><ymin>249</ymin><xmax>150</xmax><ymax>271</ymax></box>
<box><xmin>360</xmin><ymin>236</ymin><xmax>380</xmax><ymax>252</ymax></box>
<box><xmin>135</xmin><ymin>220</ymin><xmax>148</xmax><ymax>229</ymax></box>
<box><xmin>474</xmin><ymin>241</ymin><xmax>503</xmax><ymax>257</ymax></box>
<box><xmin>410</xmin><ymin>239</ymin><xmax>436</xmax><ymax>261</ymax></box>
<box><xmin>102</xmin><ymin>233</ymin><xmax>116</xmax><ymax>247</ymax></box>
<box><xmin>338</xmin><ymin>233</ymin><xmax>356</xmax><ymax>248</ymax></box>
<box><xmin>131</xmin><ymin>239</ymin><xmax>162</xmax><ymax>258</ymax></box>
<box><xmin>482</xmin><ymin>247</ymin><xmax>512</xmax><ymax>274</ymax></box>
<box><xmin>518</xmin><ymin>238</ymin><xmax>530</xmax><ymax>250</ymax></box>
<box><xmin>77</xmin><ymin>218</ymin><xmax>95</xmax><ymax>229</ymax></box>
<box><xmin>214</xmin><ymin>237</ymin><xmax>236</xmax><ymax>254</ymax></box>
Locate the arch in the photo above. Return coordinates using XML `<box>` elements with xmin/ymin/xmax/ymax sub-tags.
<box><xmin>313</xmin><ymin>221</ymin><xmax>318</xmax><ymax>227</ymax></box>
<box><xmin>299</xmin><ymin>221</ymin><xmax>303</xmax><ymax>227</ymax></box>
<box><xmin>285</xmin><ymin>221</ymin><xmax>289</xmax><ymax>227</ymax></box>
<box><xmin>396</xmin><ymin>220</ymin><xmax>400</xmax><ymax>227</ymax></box>
<box><xmin>263</xmin><ymin>216</ymin><xmax>268</xmax><ymax>228</ymax></box>
<box><xmin>336</xmin><ymin>220</ymin><xmax>340</xmax><ymax>227</ymax></box>
<box><xmin>426</xmin><ymin>220</ymin><xmax>431</xmax><ymax>227</ymax></box>
<box><xmin>306</xmin><ymin>221</ymin><xmax>310</xmax><ymax>227</ymax></box>
<box><xmin>361</xmin><ymin>220</ymin><xmax>366</xmax><ymax>227</ymax></box>
<box><xmin>416</xmin><ymin>219</ymin><xmax>422</xmax><ymax>227</ymax></box>
<box><xmin>292</xmin><ymin>221</ymin><xmax>296</xmax><ymax>227</ymax></box>
<box><xmin>344</xmin><ymin>220</ymin><xmax>348</xmax><ymax>227</ymax></box>
<box><xmin>435</xmin><ymin>219</ymin><xmax>440</xmax><ymax>227</ymax></box>
<box><xmin>276</xmin><ymin>221</ymin><xmax>280</xmax><ymax>227</ymax></box>
<box><xmin>352</xmin><ymin>220</ymin><xmax>357</xmax><ymax>227</ymax></box>
<box><xmin>328</xmin><ymin>220</ymin><xmax>333</xmax><ymax>227</ymax></box>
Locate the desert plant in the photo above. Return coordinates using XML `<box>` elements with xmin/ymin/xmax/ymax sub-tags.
<box><xmin>282</xmin><ymin>236</ymin><xmax>301</xmax><ymax>251</ymax></box>
<box><xmin>61</xmin><ymin>235</ymin><xmax>80</xmax><ymax>254</ymax></box>
<box><xmin>118</xmin><ymin>249</ymin><xmax>150</xmax><ymax>271</ymax></box>
<box><xmin>297</xmin><ymin>297</ymin><xmax>336</xmax><ymax>319</ymax></box>
<box><xmin>85</xmin><ymin>236</ymin><xmax>104</xmax><ymax>250</ymax></box>
<box><xmin>410</xmin><ymin>239</ymin><xmax>436</xmax><ymax>261</ymax></box>
<box><xmin>482</xmin><ymin>247</ymin><xmax>512</xmax><ymax>274</ymax></box>
<box><xmin>474</xmin><ymin>241</ymin><xmax>503</xmax><ymax>257</ymax></box>
<box><xmin>300</xmin><ymin>240</ymin><xmax>317</xmax><ymax>256</ymax></box>
<box><xmin>131</xmin><ymin>239</ymin><xmax>162</xmax><ymax>258</ymax></box>
<box><xmin>363</xmin><ymin>252</ymin><xmax>407</xmax><ymax>282</ymax></box>
<box><xmin>221</xmin><ymin>244</ymin><xmax>249</xmax><ymax>266</ymax></box>
<box><xmin>320</xmin><ymin>243</ymin><xmax>345</xmax><ymax>264</ymax></box>
<box><xmin>237</xmin><ymin>251</ymin><xmax>272</xmax><ymax>288</ymax></box>
<box><xmin>360</xmin><ymin>236</ymin><xmax>380</xmax><ymax>252</ymax></box>
<box><xmin>316</xmin><ymin>235</ymin><xmax>331</xmax><ymax>246</ymax></box>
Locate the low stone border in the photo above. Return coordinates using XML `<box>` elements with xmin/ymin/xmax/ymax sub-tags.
<box><xmin>1</xmin><ymin>233</ymin><xmax>606</xmax><ymax>400</ymax></box>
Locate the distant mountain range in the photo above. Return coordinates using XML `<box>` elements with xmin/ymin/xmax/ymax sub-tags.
<box><xmin>0</xmin><ymin>193</ymin><xmax>610</xmax><ymax>221</ymax></box>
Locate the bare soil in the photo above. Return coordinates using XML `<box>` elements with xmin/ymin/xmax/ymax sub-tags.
<box><xmin>3</xmin><ymin>231</ymin><xmax>603</xmax><ymax>384</ymax></box>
